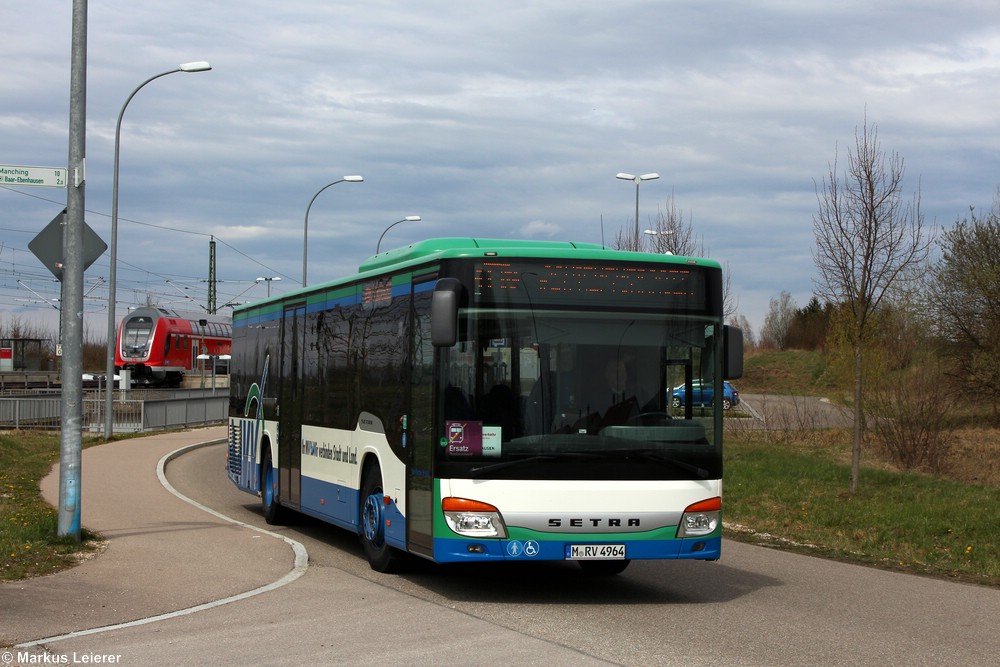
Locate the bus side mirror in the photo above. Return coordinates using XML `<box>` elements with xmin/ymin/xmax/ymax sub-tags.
<box><xmin>431</xmin><ymin>278</ymin><xmax>463</xmax><ymax>347</ymax></box>
<box><xmin>724</xmin><ymin>325</ymin><xmax>743</xmax><ymax>380</ymax></box>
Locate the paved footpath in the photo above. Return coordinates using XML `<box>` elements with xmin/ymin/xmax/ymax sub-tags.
<box><xmin>1</xmin><ymin>427</ymin><xmax>295</xmax><ymax>647</ymax></box>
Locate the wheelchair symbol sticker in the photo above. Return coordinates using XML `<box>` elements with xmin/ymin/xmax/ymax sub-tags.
<box><xmin>506</xmin><ymin>540</ymin><xmax>540</xmax><ymax>558</ymax></box>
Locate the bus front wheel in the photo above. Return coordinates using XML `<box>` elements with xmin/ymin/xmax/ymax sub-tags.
<box><xmin>360</xmin><ymin>463</ymin><xmax>404</xmax><ymax>573</ymax></box>
<box><xmin>261</xmin><ymin>450</ymin><xmax>285</xmax><ymax>525</ymax></box>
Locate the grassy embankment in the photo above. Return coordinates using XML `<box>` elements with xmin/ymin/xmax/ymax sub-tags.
<box><xmin>725</xmin><ymin>349</ymin><xmax>1000</xmax><ymax>586</ymax></box>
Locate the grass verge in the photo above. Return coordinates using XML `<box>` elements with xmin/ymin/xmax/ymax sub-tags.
<box><xmin>1</xmin><ymin>431</ymin><xmax>102</xmax><ymax>582</ymax></box>
<box><xmin>724</xmin><ymin>432</ymin><xmax>1000</xmax><ymax>586</ymax></box>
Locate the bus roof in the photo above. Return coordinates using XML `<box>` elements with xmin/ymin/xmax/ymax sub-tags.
<box><xmin>365</xmin><ymin>236</ymin><xmax>719</xmax><ymax>276</ymax></box>
<box><xmin>235</xmin><ymin>237</ymin><xmax>720</xmax><ymax>314</ymax></box>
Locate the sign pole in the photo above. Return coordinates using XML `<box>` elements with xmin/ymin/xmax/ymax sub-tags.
<box><xmin>58</xmin><ymin>0</ymin><xmax>87</xmax><ymax>541</ymax></box>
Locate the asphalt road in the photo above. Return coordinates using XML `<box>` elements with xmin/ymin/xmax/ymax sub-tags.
<box><xmin>15</xmin><ymin>441</ymin><xmax>1000</xmax><ymax>666</ymax></box>
<box><xmin>733</xmin><ymin>393</ymin><xmax>854</xmax><ymax>429</ymax></box>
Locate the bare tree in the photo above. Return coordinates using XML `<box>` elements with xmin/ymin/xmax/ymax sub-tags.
<box><xmin>720</xmin><ymin>263</ymin><xmax>738</xmax><ymax>322</ymax></box>
<box><xmin>813</xmin><ymin>116</ymin><xmax>932</xmax><ymax>493</ymax></box>
<box><xmin>760</xmin><ymin>291</ymin><xmax>796</xmax><ymax>350</ymax></box>
<box><xmin>612</xmin><ymin>224</ymin><xmax>642</xmax><ymax>252</ymax></box>
<box><xmin>647</xmin><ymin>193</ymin><xmax>703</xmax><ymax>256</ymax></box>
<box><xmin>729</xmin><ymin>314</ymin><xmax>756</xmax><ymax>350</ymax></box>
<box><xmin>613</xmin><ymin>192</ymin><xmax>702</xmax><ymax>255</ymax></box>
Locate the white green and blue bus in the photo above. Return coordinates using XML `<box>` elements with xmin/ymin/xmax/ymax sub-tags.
<box><xmin>226</xmin><ymin>238</ymin><xmax>742</xmax><ymax>574</ymax></box>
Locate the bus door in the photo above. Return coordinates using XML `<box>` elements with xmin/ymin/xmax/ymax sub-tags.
<box><xmin>406</xmin><ymin>277</ymin><xmax>436</xmax><ymax>557</ymax></box>
<box><xmin>279</xmin><ymin>303</ymin><xmax>305</xmax><ymax>510</ymax></box>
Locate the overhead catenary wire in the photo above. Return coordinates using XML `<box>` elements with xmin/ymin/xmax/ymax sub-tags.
<box><xmin>0</xmin><ymin>185</ymin><xmax>296</xmax><ymax>318</ymax></box>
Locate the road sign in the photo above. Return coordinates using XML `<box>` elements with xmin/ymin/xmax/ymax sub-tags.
<box><xmin>28</xmin><ymin>209</ymin><xmax>108</xmax><ymax>280</ymax></box>
<box><xmin>0</xmin><ymin>164</ymin><xmax>68</xmax><ymax>188</ymax></box>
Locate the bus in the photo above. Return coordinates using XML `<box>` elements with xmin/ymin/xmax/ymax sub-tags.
<box><xmin>226</xmin><ymin>238</ymin><xmax>742</xmax><ymax>574</ymax></box>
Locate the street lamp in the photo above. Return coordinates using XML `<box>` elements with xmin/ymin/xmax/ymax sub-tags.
<box><xmin>303</xmin><ymin>175</ymin><xmax>364</xmax><ymax>287</ymax></box>
<box><xmin>616</xmin><ymin>172</ymin><xmax>660</xmax><ymax>248</ymax></box>
<box><xmin>196</xmin><ymin>353</ymin><xmax>231</xmax><ymax>395</ymax></box>
<box><xmin>105</xmin><ymin>61</ymin><xmax>212</xmax><ymax>439</ymax></box>
<box><xmin>376</xmin><ymin>216</ymin><xmax>421</xmax><ymax>254</ymax></box>
<box><xmin>255</xmin><ymin>276</ymin><xmax>281</xmax><ymax>297</ymax></box>
<box><xmin>643</xmin><ymin>228</ymin><xmax>674</xmax><ymax>255</ymax></box>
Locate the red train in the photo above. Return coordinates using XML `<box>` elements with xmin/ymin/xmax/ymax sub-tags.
<box><xmin>115</xmin><ymin>306</ymin><xmax>232</xmax><ymax>387</ymax></box>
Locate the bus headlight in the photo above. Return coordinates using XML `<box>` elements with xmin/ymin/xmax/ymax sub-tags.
<box><xmin>442</xmin><ymin>497</ymin><xmax>508</xmax><ymax>539</ymax></box>
<box><xmin>677</xmin><ymin>497</ymin><xmax>721</xmax><ymax>538</ymax></box>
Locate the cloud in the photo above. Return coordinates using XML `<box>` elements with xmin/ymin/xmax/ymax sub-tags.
<box><xmin>519</xmin><ymin>220</ymin><xmax>562</xmax><ymax>238</ymax></box>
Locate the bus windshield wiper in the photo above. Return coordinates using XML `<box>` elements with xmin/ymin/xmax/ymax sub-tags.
<box><xmin>624</xmin><ymin>449</ymin><xmax>710</xmax><ymax>479</ymax></box>
<box><xmin>468</xmin><ymin>449</ymin><xmax>708</xmax><ymax>479</ymax></box>
<box><xmin>563</xmin><ymin>447</ymin><xmax>711</xmax><ymax>479</ymax></box>
<box><xmin>468</xmin><ymin>451</ymin><xmax>606</xmax><ymax>477</ymax></box>
<box><xmin>469</xmin><ymin>455</ymin><xmax>557</xmax><ymax>477</ymax></box>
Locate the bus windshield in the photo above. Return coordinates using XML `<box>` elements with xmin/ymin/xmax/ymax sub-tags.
<box><xmin>436</xmin><ymin>307</ymin><xmax>723</xmax><ymax>481</ymax></box>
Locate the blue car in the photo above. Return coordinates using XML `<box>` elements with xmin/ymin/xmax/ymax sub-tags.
<box><xmin>671</xmin><ymin>380</ymin><xmax>740</xmax><ymax>411</ymax></box>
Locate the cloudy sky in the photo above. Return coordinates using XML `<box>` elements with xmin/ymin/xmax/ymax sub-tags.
<box><xmin>3</xmin><ymin>0</ymin><xmax>1000</xmax><ymax>342</ymax></box>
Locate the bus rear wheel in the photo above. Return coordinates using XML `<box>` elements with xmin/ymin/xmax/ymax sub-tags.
<box><xmin>360</xmin><ymin>463</ymin><xmax>404</xmax><ymax>573</ymax></box>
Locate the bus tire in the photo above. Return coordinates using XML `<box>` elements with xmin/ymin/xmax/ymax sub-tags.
<box><xmin>360</xmin><ymin>463</ymin><xmax>404</xmax><ymax>573</ymax></box>
<box><xmin>261</xmin><ymin>448</ymin><xmax>285</xmax><ymax>525</ymax></box>
<box><xmin>578</xmin><ymin>559</ymin><xmax>630</xmax><ymax>576</ymax></box>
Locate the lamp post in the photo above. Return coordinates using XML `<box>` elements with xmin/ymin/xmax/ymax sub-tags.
<box><xmin>643</xmin><ymin>228</ymin><xmax>674</xmax><ymax>254</ymax></box>
<box><xmin>255</xmin><ymin>276</ymin><xmax>281</xmax><ymax>297</ymax></box>
<box><xmin>196</xmin><ymin>353</ymin><xmax>231</xmax><ymax>395</ymax></box>
<box><xmin>616</xmin><ymin>172</ymin><xmax>659</xmax><ymax>249</ymax></box>
<box><xmin>303</xmin><ymin>175</ymin><xmax>363</xmax><ymax>287</ymax></box>
<box><xmin>376</xmin><ymin>216</ymin><xmax>421</xmax><ymax>254</ymax></box>
<box><xmin>104</xmin><ymin>61</ymin><xmax>212</xmax><ymax>439</ymax></box>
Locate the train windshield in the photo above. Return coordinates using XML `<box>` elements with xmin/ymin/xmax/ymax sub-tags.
<box><xmin>122</xmin><ymin>316</ymin><xmax>154</xmax><ymax>354</ymax></box>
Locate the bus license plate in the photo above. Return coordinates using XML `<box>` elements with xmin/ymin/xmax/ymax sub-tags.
<box><xmin>566</xmin><ymin>544</ymin><xmax>626</xmax><ymax>560</ymax></box>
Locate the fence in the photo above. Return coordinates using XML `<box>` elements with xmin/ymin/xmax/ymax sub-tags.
<box><xmin>0</xmin><ymin>388</ymin><xmax>228</xmax><ymax>433</ymax></box>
